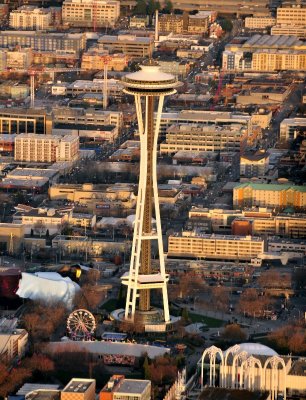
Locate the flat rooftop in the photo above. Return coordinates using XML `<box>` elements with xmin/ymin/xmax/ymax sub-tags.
<box><xmin>63</xmin><ymin>379</ymin><xmax>94</xmax><ymax>393</ymax></box>
<box><xmin>116</xmin><ymin>379</ymin><xmax>150</xmax><ymax>394</ymax></box>
<box><xmin>199</xmin><ymin>388</ymin><xmax>269</xmax><ymax>400</ymax></box>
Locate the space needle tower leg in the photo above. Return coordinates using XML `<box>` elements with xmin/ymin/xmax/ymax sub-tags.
<box><xmin>121</xmin><ymin>61</ymin><xmax>180</xmax><ymax>327</ymax></box>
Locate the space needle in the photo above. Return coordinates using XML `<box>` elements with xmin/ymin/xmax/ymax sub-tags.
<box><xmin>117</xmin><ymin>60</ymin><xmax>181</xmax><ymax>330</ymax></box>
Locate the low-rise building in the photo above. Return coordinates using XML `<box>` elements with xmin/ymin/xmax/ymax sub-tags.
<box><xmin>268</xmin><ymin>238</ymin><xmax>306</xmax><ymax>255</ymax></box>
<box><xmin>0</xmin><ymin>81</ymin><xmax>29</xmax><ymax>100</ymax></box>
<box><xmin>129</xmin><ymin>16</ymin><xmax>149</xmax><ymax>29</ymax></box>
<box><xmin>61</xmin><ymin>379</ymin><xmax>96</xmax><ymax>400</ymax></box>
<box><xmin>158</xmin><ymin>14</ymin><xmax>185</xmax><ymax>34</ymax></box>
<box><xmin>168</xmin><ymin>232</ymin><xmax>265</xmax><ymax>261</ymax></box>
<box><xmin>240</xmin><ymin>151</ymin><xmax>269</xmax><ymax>178</ymax></box>
<box><xmin>236</xmin><ymin>86</ymin><xmax>291</xmax><ymax>105</ymax></box>
<box><xmin>271</xmin><ymin>25</ymin><xmax>306</xmax><ymax>38</ymax></box>
<box><xmin>66</xmin><ymin>79</ymin><xmax>123</xmax><ymax>99</ymax></box>
<box><xmin>98</xmin><ymin>34</ymin><xmax>154</xmax><ymax>59</ymax></box>
<box><xmin>81</xmin><ymin>50</ymin><xmax>127</xmax><ymax>71</ymax></box>
<box><xmin>280</xmin><ymin>118</ymin><xmax>306</xmax><ymax>141</ymax></box>
<box><xmin>13</xmin><ymin>208</ymin><xmax>65</xmax><ymax>235</ymax></box>
<box><xmin>0</xmin><ymin>328</ymin><xmax>28</xmax><ymax>364</ymax></box>
<box><xmin>160</xmin><ymin>123</ymin><xmax>247</xmax><ymax>154</ymax></box>
<box><xmin>244</xmin><ymin>16</ymin><xmax>276</xmax><ymax>29</ymax></box>
<box><xmin>62</xmin><ymin>0</ymin><xmax>120</xmax><ymax>28</ymax></box>
<box><xmin>251</xmin><ymin>109</ymin><xmax>272</xmax><ymax>129</ymax></box>
<box><xmin>0</xmin><ymin>108</ymin><xmax>52</xmax><ymax>135</ymax></box>
<box><xmin>187</xmin><ymin>11</ymin><xmax>210</xmax><ymax>34</ymax></box>
<box><xmin>100</xmin><ymin>375</ymin><xmax>151</xmax><ymax>400</ymax></box>
<box><xmin>233</xmin><ymin>182</ymin><xmax>306</xmax><ymax>209</ymax></box>
<box><xmin>15</xmin><ymin>134</ymin><xmax>79</xmax><ymax>163</ymax></box>
<box><xmin>5</xmin><ymin>48</ymin><xmax>33</xmax><ymax>70</ymax></box>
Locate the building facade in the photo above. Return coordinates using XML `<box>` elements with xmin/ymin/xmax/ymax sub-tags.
<box><xmin>0</xmin><ymin>31</ymin><xmax>86</xmax><ymax>55</ymax></box>
<box><xmin>160</xmin><ymin>123</ymin><xmax>247</xmax><ymax>154</ymax></box>
<box><xmin>280</xmin><ymin>118</ymin><xmax>306</xmax><ymax>141</ymax></box>
<box><xmin>244</xmin><ymin>17</ymin><xmax>276</xmax><ymax>29</ymax></box>
<box><xmin>98</xmin><ymin>35</ymin><xmax>154</xmax><ymax>59</ymax></box>
<box><xmin>9</xmin><ymin>6</ymin><xmax>52</xmax><ymax>30</ymax></box>
<box><xmin>0</xmin><ymin>329</ymin><xmax>28</xmax><ymax>364</ymax></box>
<box><xmin>240</xmin><ymin>151</ymin><xmax>269</xmax><ymax>177</ymax></box>
<box><xmin>168</xmin><ymin>232</ymin><xmax>264</xmax><ymax>261</ymax></box>
<box><xmin>15</xmin><ymin>134</ymin><xmax>79</xmax><ymax>163</ymax></box>
<box><xmin>62</xmin><ymin>0</ymin><xmax>120</xmax><ymax>28</ymax></box>
<box><xmin>158</xmin><ymin>14</ymin><xmax>185</xmax><ymax>34</ymax></box>
<box><xmin>81</xmin><ymin>50</ymin><xmax>127</xmax><ymax>71</ymax></box>
<box><xmin>233</xmin><ymin>183</ymin><xmax>306</xmax><ymax>209</ymax></box>
<box><xmin>0</xmin><ymin>108</ymin><xmax>53</xmax><ymax>135</ymax></box>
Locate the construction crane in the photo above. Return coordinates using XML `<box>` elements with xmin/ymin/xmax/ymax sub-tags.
<box><xmin>210</xmin><ymin>70</ymin><xmax>224</xmax><ymax>111</ymax></box>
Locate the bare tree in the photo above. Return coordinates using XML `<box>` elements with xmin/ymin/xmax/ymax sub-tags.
<box><xmin>34</xmin><ymin>220</ymin><xmax>46</xmax><ymax>237</ymax></box>
<box><xmin>238</xmin><ymin>288</ymin><xmax>272</xmax><ymax>317</ymax></box>
<box><xmin>221</xmin><ymin>323</ymin><xmax>247</xmax><ymax>343</ymax></box>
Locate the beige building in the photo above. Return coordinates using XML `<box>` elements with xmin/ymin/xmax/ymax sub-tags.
<box><xmin>0</xmin><ymin>328</ymin><xmax>28</xmax><ymax>364</ymax></box>
<box><xmin>61</xmin><ymin>379</ymin><xmax>96</xmax><ymax>400</ymax></box>
<box><xmin>81</xmin><ymin>50</ymin><xmax>128</xmax><ymax>71</ymax></box>
<box><xmin>0</xmin><ymin>81</ymin><xmax>29</xmax><ymax>100</ymax></box>
<box><xmin>0</xmin><ymin>108</ymin><xmax>53</xmax><ymax>135</ymax></box>
<box><xmin>251</xmin><ymin>215</ymin><xmax>306</xmax><ymax>238</ymax></box>
<box><xmin>168</xmin><ymin>232</ymin><xmax>264</xmax><ymax>261</ymax></box>
<box><xmin>233</xmin><ymin>182</ymin><xmax>306</xmax><ymax>209</ymax></box>
<box><xmin>9</xmin><ymin>6</ymin><xmax>52</xmax><ymax>30</ymax></box>
<box><xmin>158</xmin><ymin>14</ymin><xmax>185</xmax><ymax>34</ymax></box>
<box><xmin>240</xmin><ymin>151</ymin><xmax>269</xmax><ymax>178</ymax></box>
<box><xmin>160</xmin><ymin>123</ymin><xmax>247</xmax><ymax>154</ymax></box>
<box><xmin>62</xmin><ymin>0</ymin><xmax>120</xmax><ymax>28</ymax></box>
<box><xmin>244</xmin><ymin>16</ymin><xmax>276</xmax><ymax>29</ymax></box>
<box><xmin>187</xmin><ymin>11</ymin><xmax>210</xmax><ymax>34</ymax></box>
<box><xmin>6</xmin><ymin>48</ymin><xmax>33</xmax><ymax>70</ymax></box>
<box><xmin>251</xmin><ymin>50</ymin><xmax>306</xmax><ymax>72</ymax></box>
<box><xmin>271</xmin><ymin>25</ymin><xmax>306</xmax><ymax>37</ymax></box>
<box><xmin>98</xmin><ymin>34</ymin><xmax>154</xmax><ymax>59</ymax></box>
<box><xmin>13</xmin><ymin>207</ymin><xmax>65</xmax><ymax>235</ymax></box>
<box><xmin>14</xmin><ymin>134</ymin><xmax>79</xmax><ymax>163</ymax></box>
<box><xmin>276</xmin><ymin>5</ymin><xmax>306</xmax><ymax>26</ymax></box>
<box><xmin>280</xmin><ymin>118</ymin><xmax>306</xmax><ymax>141</ymax></box>
<box><xmin>251</xmin><ymin>110</ymin><xmax>272</xmax><ymax>129</ymax></box>
<box><xmin>0</xmin><ymin>223</ymin><xmax>25</xmax><ymax>254</ymax></box>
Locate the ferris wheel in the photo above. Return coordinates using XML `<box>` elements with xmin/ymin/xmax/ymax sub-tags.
<box><xmin>67</xmin><ymin>309</ymin><xmax>96</xmax><ymax>341</ymax></box>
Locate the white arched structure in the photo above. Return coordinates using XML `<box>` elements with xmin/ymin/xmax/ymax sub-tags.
<box><xmin>222</xmin><ymin>344</ymin><xmax>241</xmax><ymax>387</ymax></box>
<box><xmin>240</xmin><ymin>355</ymin><xmax>263</xmax><ymax>391</ymax></box>
<box><xmin>201</xmin><ymin>346</ymin><xmax>224</xmax><ymax>389</ymax></box>
<box><xmin>264</xmin><ymin>355</ymin><xmax>287</xmax><ymax>400</ymax></box>
<box><xmin>231</xmin><ymin>350</ymin><xmax>248</xmax><ymax>388</ymax></box>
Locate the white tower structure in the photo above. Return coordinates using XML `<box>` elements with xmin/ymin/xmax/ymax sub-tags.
<box><xmin>120</xmin><ymin>61</ymin><xmax>180</xmax><ymax>326</ymax></box>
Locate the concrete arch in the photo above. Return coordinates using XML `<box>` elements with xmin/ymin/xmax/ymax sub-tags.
<box><xmin>240</xmin><ymin>355</ymin><xmax>263</xmax><ymax>391</ymax></box>
<box><xmin>231</xmin><ymin>350</ymin><xmax>248</xmax><ymax>388</ymax></box>
<box><xmin>201</xmin><ymin>345</ymin><xmax>224</xmax><ymax>389</ymax></box>
<box><xmin>264</xmin><ymin>356</ymin><xmax>286</xmax><ymax>400</ymax></box>
<box><xmin>222</xmin><ymin>344</ymin><xmax>241</xmax><ymax>387</ymax></box>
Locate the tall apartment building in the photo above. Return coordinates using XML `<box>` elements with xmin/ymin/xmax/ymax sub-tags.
<box><xmin>62</xmin><ymin>0</ymin><xmax>120</xmax><ymax>28</ymax></box>
<box><xmin>14</xmin><ymin>134</ymin><xmax>79</xmax><ymax>162</ymax></box>
<box><xmin>0</xmin><ymin>108</ymin><xmax>53</xmax><ymax>135</ymax></box>
<box><xmin>98</xmin><ymin>35</ymin><xmax>154</xmax><ymax>59</ymax></box>
<box><xmin>168</xmin><ymin>232</ymin><xmax>265</xmax><ymax>261</ymax></box>
<box><xmin>9</xmin><ymin>6</ymin><xmax>52</xmax><ymax>30</ymax></box>
<box><xmin>61</xmin><ymin>379</ymin><xmax>96</xmax><ymax>400</ymax></box>
<box><xmin>160</xmin><ymin>123</ymin><xmax>247</xmax><ymax>154</ymax></box>
<box><xmin>0</xmin><ymin>31</ymin><xmax>86</xmax><ymax>56</ymax></box>
<box><xmin>233</xmin><ymin>183</ymin><xmax>306</xmax><ymax>209</ymax></box>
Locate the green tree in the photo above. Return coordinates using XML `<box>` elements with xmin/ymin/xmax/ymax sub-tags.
<box><xmin>147</xmin><ymin>0</ymin><xmax>160</xmax><ymax>15</ymax></box>
<box><xmin>134</xmin><ymin>0</ymin><xmax>147</xmax><ymax>15</ymax></box>
<box><xmin>164</xmin><ymin>0</ymin><xmax>173</xmax><ymax>13</ymax></box>
<box><xmin>143</xmin><ymin>356</ymin><xmax>150</xmax><ymax>379</ymax></box>
<box><xmin>181</xmin><ymin>307</ymin><xmax>189</xmax><ymax>322</ymax></box>
<box><xmin>219</xmin><ymin>18</ymin><xmax>233</xmax><ymax>32</ymax></box>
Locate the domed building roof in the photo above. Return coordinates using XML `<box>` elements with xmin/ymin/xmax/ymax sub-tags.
<box><xmin>233</xmin><ymin>343</ymin><xmax>278</xmax><ymax>357</ymax></box>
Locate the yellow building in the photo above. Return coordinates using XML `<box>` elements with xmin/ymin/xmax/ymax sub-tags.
<box><xmin>168</xmin><ymin>232</ymin><xmax>264</xmax><ymax>261</ymax></box>
<box><xmin>81</xmin><ymin>51</ymin><xmax>128</xmax><ymax>71</ymax></box>
<box><xmin>244</xmin><ymin>16</ymin><xmax>276</xmax><ymax>29</ymax></box>
<box><xmin>187</xmin><ymin>12</ymin><xmax>209</xmax><ymax>34</ymax></box>
<box><xmin>251</xmin><ymin>110</ymin><xmax>272</xmax><ymax>129</ymax></box>
<box><xmin>251</xmin><ymin>50</ymin><xmax>306</xmax><ymax>71</ymax></box>
<box><xmin>98</xmin><ymin>34</ymin><xmax>154</xmax><ymax>59</ymax></box>
<box><xmin>276</xmin><ymin>5</ymin><xmax>306</xmax><ymax>26</ymax></box>
<box><xmin>158</xmin><ymin>14</ymin><xmax>185</xmax><ymax>33</ymax></box>
<box><xmin>62</xmin><ymin>0</ymin><xmax>120</xmax><ymax>28</ymax></box>
<box><xmin>233</xmin><ymin>183</ymin><xmax>306</xmax><ymax>209</ymax></box>
<box><xmin>271</xmin><ymin>25</ymin><xmax>306</xmax><ymax>37</ymax></box>
<box><xmin>0</xmin><ymin>223</ymin><xmax>24</xmax><ymax>254</ymax></box>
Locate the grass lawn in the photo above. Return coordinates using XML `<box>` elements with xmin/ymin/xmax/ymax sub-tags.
<box><xmin>189</xmin><ymin>312</ymin><xmax>224</xmax><ymax>328</ymax></box>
